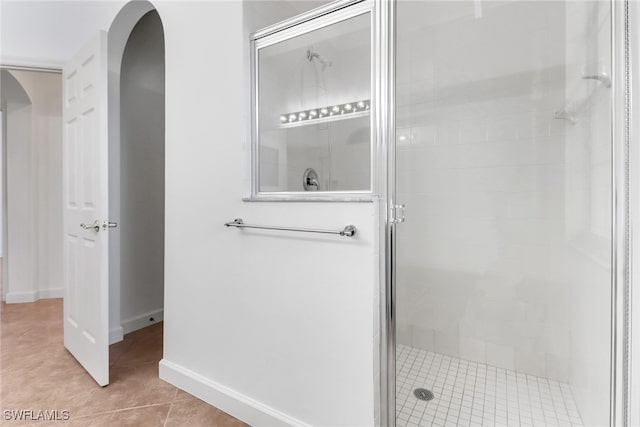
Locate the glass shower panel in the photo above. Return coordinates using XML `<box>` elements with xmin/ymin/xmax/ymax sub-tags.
<box><xmin>256</xmin><ymin>13</ymin><xmax>371</xmax><ymax>193</ymax></box>
<box><xmin>395</xmin><ymin>2</ymin><xmax>612</xmax><ymax>426</ymax></box>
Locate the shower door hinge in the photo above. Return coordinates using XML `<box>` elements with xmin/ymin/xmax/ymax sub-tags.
<box><xmin>390</xmin><ymin>204</ymin><xmax>406</xmax><ymax>224</ymax></box>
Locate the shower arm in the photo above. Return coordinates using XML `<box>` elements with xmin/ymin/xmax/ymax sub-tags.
<box><xmin>307</xmin><ymin>49</ymin><xmax>332</xmax><ymax>71</ymax></box>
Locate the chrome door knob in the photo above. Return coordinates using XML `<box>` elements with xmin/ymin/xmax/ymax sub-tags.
<box><xmin>80</xmin><ymin>220</ymin><xmax>101</xmax><ymax>232</ymax></box>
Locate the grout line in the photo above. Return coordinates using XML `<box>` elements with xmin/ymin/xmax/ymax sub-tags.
<box><xmin>68</xmin><ymin>402</ymin><xmax>173</xmax><ymax>422</ymax></box>
<box><xmin>514</xmin><ymin>369</ymin><xmax>520</xmax><ymax>426</ymax></box>
<box><xmin>415</xmin><ymin>352</ymin><xmax>436</xmax><ymax>426</ymax></box>
<box><xmin>395</xmin><ymin>346</ymin><xmax>583</xmax><ymax>427</ymax></box>
<box><xmin>442</xmin><ymin>354</ymin><xmax>461</xmax><ymax>426</ymax></box>
<box><xmin>479</xmin><ymin>362</ymin><xmax>488</xmax><ymax>426</ymax></box>
<box><xmin>163</xmin><ymin>401</ymin><xmax>174</xmax><ymax>427</ymax></box>
<box><xmin>413</xmin><ymin>349</ymin><xmax>433</xmax><ymax>425</ymax></box>
<box><xmin>109</xmin><ymin>339</ymin><xmax>133</xmax><ymax>368</ymax></box>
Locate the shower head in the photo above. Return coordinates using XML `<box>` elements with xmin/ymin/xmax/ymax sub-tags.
<box><xmin>306</xmin><ymin>49</ymin><xmax>332</xmax><ymax>71</ymax></box>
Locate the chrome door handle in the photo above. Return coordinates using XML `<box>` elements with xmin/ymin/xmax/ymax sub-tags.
<box><xmin>80</xmin><ymin>220</ymin><xmax>101</xmax><ymax>232</ymax></box>
<box><xmin>103</xmin><ymin>221</ymin><xmax>118</xmax><ymax>230</ymax></box>
<box><xmin>391</xmin><ymin>204</ymin><xmax>406</xmax><ymax>224</ymax></box>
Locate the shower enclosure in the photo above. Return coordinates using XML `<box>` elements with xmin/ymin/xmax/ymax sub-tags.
<box><xmin>386</xmin><ymin>1</ymin><xmax>629</xmax><ymax>426</ymax></box>
<box><xmin>248</xmin><ymin>0</ymin><xmax>632</xmax><ymax>425</ymax></box>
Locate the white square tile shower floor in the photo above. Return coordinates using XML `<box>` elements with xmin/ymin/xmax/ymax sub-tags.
<box><xmin>396</xmin><ymin>345</ymin><xmax>584</xmax><ymax>427</ymax></box>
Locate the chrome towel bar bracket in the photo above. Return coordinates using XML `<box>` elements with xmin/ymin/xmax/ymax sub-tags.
<box><xmin>224</xmin><ymin>218</ymin><xmax>357</xmax><ymax>237</ymax></box>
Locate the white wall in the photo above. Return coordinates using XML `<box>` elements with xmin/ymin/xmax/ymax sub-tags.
<box><xmin>0</xmin><ymin>103</ymin><xmax>10</xmax><ymax>298</ymax></box>
<box><xmin>155</xmin><ymin>1</ymin><xmax>377</xmax><ymax>425</ymax></box>
<box><xmin>1</xmin><ymin>70</ymin><xmax>32</xmax><ymax>301</ymax></box>
<box><xmin>0</xmin><ymin>110</ymin><xmax>4</xmax><ymax>257</ymax></box>
<box><xmin>118</xmin><ymin>10</ymin><xmax>165</xmax><ymax>334</ymax></box>
<box><xmin>2</xmin><ymin>70</ymin><xmax>62</xmax><ymax>303</ymax></box>
<box><xmin>5</xmin><ymin>99</ymin><xmax>34</xmax><ymax>301</ymax></box>
<box><xmin>1</xmin><ymin>109</ymin><xmax>4</xmax><ymax>286</ymax></box>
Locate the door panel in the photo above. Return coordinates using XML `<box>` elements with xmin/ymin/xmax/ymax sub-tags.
<box><xmin>63</xmin><ymin>31</ymin><xmax>109</xmax><ymax>386</ymax></box>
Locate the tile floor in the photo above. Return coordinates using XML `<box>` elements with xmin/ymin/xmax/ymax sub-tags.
<box><xmin>0</xmin><ymin>299</ymin><xmax>247</xmax><ymax>426</ymax></box>
<box><xmin>396</xmin><ymin>345</ymin><xmax>584</xmax><ymax>427</ymax></box>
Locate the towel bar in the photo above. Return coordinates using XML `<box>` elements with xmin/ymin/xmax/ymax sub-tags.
<box><xmin>224</xmin><ymin>218</ymin><xmax>357</xmax><ymax>237</ymax></box>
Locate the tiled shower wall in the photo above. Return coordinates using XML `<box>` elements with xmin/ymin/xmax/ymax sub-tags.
<box><xmin>396</xmin><ymin>0</ymin><xmax>570</xmax><ymax>380</ymax></box>
<box><xmin>286</xmin><ymin>117</ymin><xmax>370</xmax><ymax>192</ymax></box>
<box><xmin>563</xmin><ymin>2</ymin><xmax>612</xmax><ymax>426</ymax></box>
<box><xmin>395</xmin><ymin>2</ymin><xmax>611</xmax><ymax>425</ymax></box>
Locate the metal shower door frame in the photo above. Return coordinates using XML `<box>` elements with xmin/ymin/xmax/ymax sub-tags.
<box><xmin>380</xmin><ymin>1</ymin><xmax>634</xmax><ymax>426</ymax></box>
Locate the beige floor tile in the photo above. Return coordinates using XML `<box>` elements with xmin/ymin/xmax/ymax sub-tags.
<box><xmin>1</xmin><ymin>300</ymin><xmax>248</xmax><ymax>427</ymax></box>
<box><xmin>174</xmin><ymin>389</ymin><xmax>196</xmax><ymax>402</ymax></box>
<box><xmin>23</xmin><ymin>404</ymin><xmax>171</xmax><ymax>427</ymax></box>
<box><xmin>165</xmin><ymin>398</ymin><xmax>249</xmax><ymax>427</ymax></box>
<box><xmin>69</xmin><ymin>363</ymin><xmax>177</xmax><ymax>418</ymax></box>
<box><xmin>112</xmin><ymin>323</ymin><xmax>163</xmax><ymax>368</ymax></box>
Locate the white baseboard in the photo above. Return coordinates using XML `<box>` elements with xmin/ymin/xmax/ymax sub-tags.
<box><xmin>5</xmin><ymin>287</ymin><xmax>63</xmax><ymax>304</ymax></box>
<box><xmin>5</xmin><ymin>291</ymin><xmax>36</xmax><ymax>304</ymax></box>
<box><xmin>108</xmin><ymin>309</ymin><xmax>163</xmax><ymax>344</ymax></box>
<box><xmin>38</xmin><ymin>287</ymin><xmax>63</xmax><ymax>299</ymax></box>
<box><xmin>122</xmin><ymin>308</ymin><xmax>163</xmax><ymax>335</ymax></box>
<box><xmin>109</xmin><ymin>326</ymin><xmax>124</xmax><ymax>345</ymax></box>
<box><xmin>159</xmin><ymin>359</ymin><xmax>310</xmax><ymax>427</ymax></box>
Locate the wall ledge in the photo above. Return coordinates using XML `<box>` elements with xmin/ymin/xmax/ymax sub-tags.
<box><xmin>159</xmin><ymin>358</ymin><xmax>311</xmax><ymax>427</ymax></box>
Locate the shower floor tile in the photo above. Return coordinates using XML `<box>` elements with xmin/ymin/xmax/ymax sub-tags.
<box><xmin>395</xmin><ymin>345</ymin><xmax>583</xmax><ymax>427</ymax></box>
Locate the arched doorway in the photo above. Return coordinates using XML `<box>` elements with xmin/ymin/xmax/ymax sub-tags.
<box><xmin>59</xmin><ymin>0</ymin><xmax>165</xmax><ymax>385</ymax></box>
<box><xmin>107</xmin><ymin>3</ymin><xmax>165</xmax><ymax>348</ymax></box>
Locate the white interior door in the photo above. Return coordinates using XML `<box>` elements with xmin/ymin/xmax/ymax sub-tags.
<box><xmin>62</xmin><ymin>31</ymin><xmax>109</xmax><ymax>386</ymax></box>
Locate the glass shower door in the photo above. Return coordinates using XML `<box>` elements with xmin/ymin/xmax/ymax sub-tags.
<box><xmin>394</xmin><ymin>1</ymin><xmax>613</xmax><ymax>426</ymax></box>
